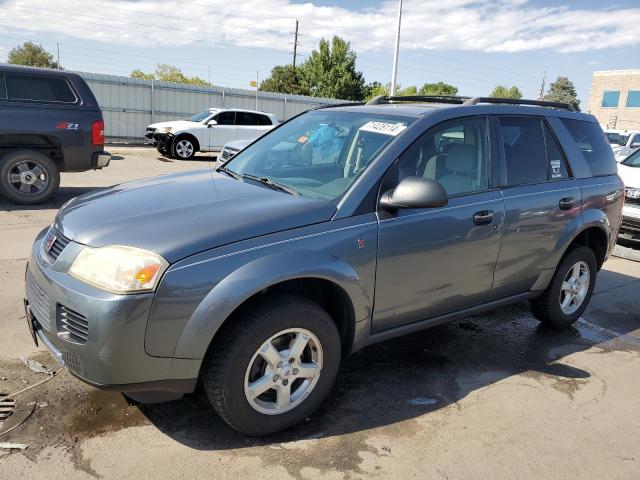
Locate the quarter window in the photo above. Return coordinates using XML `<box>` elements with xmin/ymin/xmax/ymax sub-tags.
<box><xmin>601</xmin><ymin>91</ymin><xmax>620</xmax><ymax>108</ymax></box>
<box><xmin>561</xmin><ymin>118</ymin><xmax>617</xmax><ymax>177</ymax></box>
<box><xmin>499</xmin><ymin>116</ymin><xmax>547</xmax><ymax>186</ymax></box>
<box><xmin>215</xmin><ymin>111</ymin><xmax>235</xmax><ymax>125</ymax></box>
<box><xmin>258</xmin><ymin>114</ymin><xmax>272</xmax><ymax>126</ymax></box>
<box><xmin>543</xmin><ymin>123</ymin><xmax>570</xmax><ymax>180</ymax></box>
<box><xmin>396</xmin><ymin>117</ymin><xmax>489</xmax><ymax>197</ymax></box>
<box><xmin>626</xmin><ymin>91</ymin><xmax>640</xmax><ymax>108</ymax></box>
<box><xmin>5</xmin><ymin>73</ymin><xmax>76</xmax><ymax>103</ymax></box>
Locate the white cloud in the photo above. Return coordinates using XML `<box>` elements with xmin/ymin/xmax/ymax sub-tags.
<box><xmin>0</xmin><ymin>0</ymin><xmax>638</xmax><ymax>54</ymax></box>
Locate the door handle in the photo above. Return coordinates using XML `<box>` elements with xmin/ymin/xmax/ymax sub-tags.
<box><xmin>473</xmin><ymin>210</ymin><xmax>494</xmax><ymax>226</ymax></box>
<box><xmin>559</xmin><ymin>197</ymin><xmax>574</xmax><ymax>210</ymax></box>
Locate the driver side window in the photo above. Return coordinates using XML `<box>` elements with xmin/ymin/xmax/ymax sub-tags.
<box><xmin>396</xmin><ymin>117</ymin><xmax>489</xmax><ymax>197</ymax></box>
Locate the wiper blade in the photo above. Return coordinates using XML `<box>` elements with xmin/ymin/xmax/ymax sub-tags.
<box><xmin>217</xmin><ymin>165</ymin><xmax>241</xmax><ymax>180</ymax></box>
<box><xmin>242</xmin><ymin>174</ymin><xmax>300</xmax><ymax>196</ymax></box>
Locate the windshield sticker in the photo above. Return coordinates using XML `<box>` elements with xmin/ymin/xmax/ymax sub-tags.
<box><xmin>297</xmin><ymin>135</ymin><xmax>309</xmax><ymax>144</ymax></box>
<box><xmin>550</xmin><ymin>160</ymin><xmax>562</xmax><ymax>179</ymax></box>
<box><xmin>359</xmin><ymin>121</ymin><xmax>407</xmax><ymax>136</ymax></box>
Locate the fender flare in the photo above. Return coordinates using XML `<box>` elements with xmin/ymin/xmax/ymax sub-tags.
<box><xmin>172</xmin><ymin>132</ymin><xmax>200</xmax><ymax>152</ymax></box>
<box><xmin>172</xmin><ymin>249</ymin><xmax>372</xmax><ymax>359</ymax></box>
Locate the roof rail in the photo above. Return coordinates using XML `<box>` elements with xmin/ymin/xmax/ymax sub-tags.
<box><xmin>313</xmin><ymin>101</ymin><xmax>364</xmax><ymax>110</ymax></box>
<box><xmin>366</xmin><ymin>95</ymin><xmax>470</xmax><ymax>106</ymax></box>
<box><xmin>463</xmin><ymin>97</ymin><xmax>578</xmax><ymax>112</ymax></box>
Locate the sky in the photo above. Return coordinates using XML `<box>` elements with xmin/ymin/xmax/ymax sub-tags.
<box><xmin>0</xmin><ymin>0</ymin><xmax>639</xmax><ymax>106</ymax></box>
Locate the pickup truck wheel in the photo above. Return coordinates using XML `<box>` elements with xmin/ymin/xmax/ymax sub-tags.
<box><xmin>171</xmin><ymin>136</ymin><xmax>196</xmax><ymax>160</ymax></box>
<box><xmin>530</xmin><ymin>246</ymin><xmax>597</xmax><ymax>328</ymax></box>
<box><xmin>0</xmin><ymin>150</ymin><xmax>60</xmax><ymax>205</ymax></box>
<box><xmin>202</xmin><ymin>296</ymin><xmax>341</xmax><ymax>436</ymax></box>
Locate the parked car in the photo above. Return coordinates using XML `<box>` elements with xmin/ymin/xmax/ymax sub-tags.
<box><xmin>0</xmin><ymin>65</ymin><xmax>110</xmax><ymax>204</ymax></box>
<box><xmin>218</xmin><ymin>138</ymin><xmax>252</xmax><ymax>164</ymax></box>
<box><xmin>145</xmin><ymin>108</ymin><xmax>277</xmax><ymax>160</ymax></box>
<box><xmin>618</xmin><ymin>149</ymin><xmax>640</xmax><ymax>241</ymax></box>
<box><xmin>25</xmin><ymin>96</ymin><xmax>622</xmax><ymax>436</ymax></box>
<box><xmin>605</xmin><ymin>129</ymin><xmax>640</xmax><ymax>161</ymax></box>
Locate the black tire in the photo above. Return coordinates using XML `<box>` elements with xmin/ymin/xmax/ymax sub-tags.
<box><xmin>202</xmin><ymin>295</ymin><xmax>341</xmax><ymax>436</ymax></box>
<box><xmin>0</xmin><ymin>150</ymin><xmax>60</xmax><ymax>205</ymax></box>
<box><xmin>530</xmin><ymin>246</ymin><xmax>597</xmax><ymax>328</ymax></box>
<box><xmin>171</xmin><ymin>136</ymin><xmax>197</xmax><ymax>160</ymax></box>
<box><xmin>156</xmin><ymin>145</ymin><xmax>170</xmax><ymax>157</ymax></box>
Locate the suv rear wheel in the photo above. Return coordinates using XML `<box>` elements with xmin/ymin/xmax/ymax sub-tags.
<box><xmin>530</xmin><ymin>246</ymin><xmax>597</xmax><ymax>328</ymax></box>
<box><xmin>0</xmin><ymin>150</ymin><xmax>60</xmax><ymax>205</ymax></box>
<box><xmin>202</xmin><ymin>296</ymin><xmax>341</xmax><ymax>435</ymax></box>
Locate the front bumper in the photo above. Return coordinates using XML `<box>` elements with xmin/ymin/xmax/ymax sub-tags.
<box><xmin>620</xmin><ymin>203</ymin><xmax>640</xmax><ymax>240</ymax></box>
<box><xmin>23</xmin><ymin>228</ymin><xmax>197</xmax><ymax>393</ymax></box>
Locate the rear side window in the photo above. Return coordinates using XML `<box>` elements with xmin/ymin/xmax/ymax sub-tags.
<box><xmin>258</xmin><ymin>114</ymin><xmax>272</xmax><ymax>126</ymax></box>
<box><xmin>5</xmin><ymin>73</ymin><xmax>76</xmax><ymax>103</ymax></box>
<box><xmin>499</xmin><ymin>116</ymin><xmax>547</xmax><ymax>186</ymax></box>
<box><xmin>0</xmin><ymin>75</ymin><xmax>6</xmax><ymax>99</ymax></box>
<box><xmin>561</xmin><ymin>119</ymin><xmax>617</xmax><ymax>177</ymax></box>
<box><xmin>543</xmin><ymin>123</ymin><xmax>570</xmax><ymax>180</ymax></box>
<box><xmin>236</xmin><ymin>112</ymin><xmax>259</xmax><ymax>126</ymax></box>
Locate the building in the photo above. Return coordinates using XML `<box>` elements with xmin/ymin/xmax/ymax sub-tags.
<box><xmin>588</xmin><ymin>69</ymin><xmax>640</xmax><ymax>130</ymax></box>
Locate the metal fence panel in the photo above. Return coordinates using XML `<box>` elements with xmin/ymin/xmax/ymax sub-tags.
<box><xmin>77</xmin><ymin>72</ymin><xmax>345</xmax><ymax>142</ymax></box>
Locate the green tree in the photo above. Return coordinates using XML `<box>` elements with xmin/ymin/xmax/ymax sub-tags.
<box><xmin>398</xmin><ymin>85</ymin><xmax>418</xmax><ymax>96</ymax></box>
<box><xmin>544</xmin><ymin>76</ymin><xmax>580</xmax><ymax>109</ymax></box>
<box><xmin>300</xmin><ymin>36</ymin><xmax>365</xmax><ymax>100</ymax></box>
<box><xmin>490</xmin><ymin>84</ymin><xmax>523</xmax><ymax>99</ymax></box>
<box><xmin>364</xmin><ymin>81</ymin><xmax>388</xmax><ymax>100</ymax></box>
<box><xmin>130</xmin><ymin>64</ymin><xmax>210</xmax><ymax>86</ymax></box>
<box><xmin>259</xmin><ymin>65</ymin><xmax>309</xmax><ymax>96</ymax></box>
<box><xmin>8</xmin><ymin>41</ymin><xmax>61</xmax><ymax>69</ymax></box>
<box><xmin>418</xmin><ymin>81</ymin><xmax>458</xmax><ymax>96</ymax></box>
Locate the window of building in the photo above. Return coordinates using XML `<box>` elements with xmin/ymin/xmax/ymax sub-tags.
<box><xmin>626</xmin><ymin>91</ymin><xmax>640</xmax><ymax>108</ymax></box>
<box><xmin>5</xmin><ymin>74</ymin><xmax>76</xmax><ymax>103</ymax></box>
<box><xmin>601</xmin><ymin>91</ymin><xmax>620</xmax><ymax>108</ymax></box>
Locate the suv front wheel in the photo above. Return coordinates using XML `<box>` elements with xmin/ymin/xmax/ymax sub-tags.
<box><xmin>171</xmin><ymin>136</ymin><xmax>197</xmax><ymax>160</ymax></box>
<box><xmin>0</xmin><ymin>150</ymin><xmax>60</xmax><ymax>205</ymax></box>
<box><xmin>530</xmin><ymin>246</ymin><xmax>597</xmax><ymax>328</ymax></box>
<box><xmin>202</xmin><ymin>296</ymin><xmax>341</xmax><ymax>435</ymax></box>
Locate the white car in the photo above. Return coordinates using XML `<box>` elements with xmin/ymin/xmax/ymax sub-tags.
<box><xmin>218</xmin><ymin>138</ymin><xmax>253</xmax><ymax>164</ymax></box>
<box><xmin>618</xmin><ymin>149</ymin><xmax>640</xmax><ymax>241</ymax></box>
<box><xmin>605</xmin><ymin>129</ymin><xmax>640</xmax><ymax>162</ymax></box>
<box><xmin>145</xmin><ymin>108</ymin><xmax>278</xmax><ymax>159</ymax></box>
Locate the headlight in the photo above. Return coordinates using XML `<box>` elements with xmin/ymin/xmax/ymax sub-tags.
<box><xmin>156</xmin><ymin>126</ymin><xmax>172</xmax><ymax>134</ymax></box>
<box><xmin>69</xmin><ymin>245</ymin><xmax>168</xmax><ymax>294</ymax></box>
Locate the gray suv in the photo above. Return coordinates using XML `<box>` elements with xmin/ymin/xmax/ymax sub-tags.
<box><xmin>24</xmin><ymin>96</ymin><xmax>623</xmax><ymax>435</ymax></box>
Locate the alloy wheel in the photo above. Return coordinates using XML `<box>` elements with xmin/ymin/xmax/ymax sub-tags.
<box><xmin>559</xmin><ymin>260</ymin><xmax>590</xmax><ymax>315</ymax></box>
<box><xmin>175</xmin><ymin>140</ymin><xmax>194</xmax><ymax>158</ymax></box>
<box><xmin>7</xmin><ymin>160</ymin><xmax>49</xmax><ymax>196</ymax></box>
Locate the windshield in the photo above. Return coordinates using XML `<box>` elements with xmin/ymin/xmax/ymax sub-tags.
<box><xmin>606</xmin><ymin>132</ymin><xmax>630</xmax><ymax>146</ymax></box>
<box><xmin>622</xmin><ymin>149</ymin><xmax>640</xmax><ymax>167</ymax></box>
<box><xmin>189</xmin><ymin>110</ymin><xmax>215</xmax><ymax>122</ymax></box>
<box><xmin>223</xmin><ymin>110</ymin><xmax>416</xmax><ymax>200</ymax></box>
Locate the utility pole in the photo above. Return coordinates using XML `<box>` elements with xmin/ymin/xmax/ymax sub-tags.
<box><xmin>255</xmin><ymin>69</ymin><xmax>259</xmax><ymax>110</ymax></box>
<box><xmin>291</xmin><ymin>19</ymin><xmax>301</xmax><ymax>68</ymax></box>
<box><xmin>390</xmin><ymin>0</ymin><xmax>402</xmax><ymax>96</ymax></box>
<box><xmin>56</xmin><ymin>42</ymin><xmax>61</xmax><ymax>69</ymax></box>
<box><xmin>208</xmin><ymin>65</ymin><xmax>211</xmax><ymax>85</ymax></box>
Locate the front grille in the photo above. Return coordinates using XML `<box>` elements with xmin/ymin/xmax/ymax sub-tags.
<box><xmin>625</xmin><ymin>196</ymin><xmax>640</xmax><ymax>205</ymax></box>
<box><xmin>44</xmin><ymin>229</ymin><xmax>71</xmax><ymax>262</ymax></box>
<box><xmin>57</xmin><ymin>305</ymin><xmax>89</xmax><ymax>343</ymax></box>
<box><xmin>26</xmin><ymin>271</ymin><xmax>50</xmax><ymax>330</ymax></box>
<box><xmin>621</xmin><ymin>216</ymin><xmax>640</xmax><ymax>233</ymax></box>
<box><xmin>220</xmin><ymin>150</ymin><xmax>231</xmax><ymax>160</ymax></box>
<box><xmin>61</xmin><ymin>351</ymin><xmax>82</xmax><ymax>375</ymax></box>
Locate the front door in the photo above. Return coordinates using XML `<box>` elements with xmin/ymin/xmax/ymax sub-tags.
<box><xmin>373</xmin><ymin>116</ymin><xmax>504</xmax><ymax>332</ymax></box>
<box><xmin>205</xmin><ymin>111</ymin><xmax>236</xmax><ymax>150</ymax></box>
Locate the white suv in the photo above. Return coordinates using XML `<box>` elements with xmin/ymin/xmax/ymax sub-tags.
<box><xmin>145</xmin><ymin>108</ymin><xmax>278</xmax><ymax>159</ymax></box>
<box><xmin>605</xmin><ymin>129</ymin><xmax>640</xmax><ymax>161</ymax></box>
<box><xmin>618</xmin><ymin>149</ymin><xmax>640</xmax><ymax>241</ymax></box>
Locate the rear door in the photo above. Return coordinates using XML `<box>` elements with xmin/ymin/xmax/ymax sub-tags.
<box><xmin>490</xmin><ymin>116</ymin><xmax>581</xmax><ymax>299</ymax></box>
<box><xmin>373</xmin><ymin>116</ymin><xmax>504</xmax><ymax>332</ymax></box>
<box><xmin>235</xmin><ymin>111</ymin><xmax>268</xmax><ymax>143</ymax></box>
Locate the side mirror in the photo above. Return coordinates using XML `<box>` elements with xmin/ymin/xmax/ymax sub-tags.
<box><xmin>380</xmin><ymin>176</ymin><xmax>448</xmax><ymax>210</ymax></box>
<box><xmin>207</xmin><ymin>120</ymin><xmax>217</xmax><ymax>128</ymax></box>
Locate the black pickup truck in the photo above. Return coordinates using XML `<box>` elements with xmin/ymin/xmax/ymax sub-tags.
<box><xmin>0</xmin><ymin>65</ymin><xmax>110</xmax><ymax>204</ymax></box>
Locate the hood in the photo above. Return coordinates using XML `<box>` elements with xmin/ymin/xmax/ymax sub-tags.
<box><xmin>619</xmin><ymin>163</ymin><xmax>640</xmax><ymax>188</ymax></box>
<box><xmin>148</xmin><ymin>120</ymin><xmax>198</xmax><ymax>130</ymax></box>
<box><xmin>56</xmin><ymin>170</ymin><xmax>337</xmax><ymax>263</ymax></box>
<box><xmin>224</xmin><ymin>138</ymin><xmax>253</xmax><ymax>150</ymax></box>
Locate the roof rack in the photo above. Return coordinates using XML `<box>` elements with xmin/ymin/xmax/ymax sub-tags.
<box><xmin>463</xmin><ymin>97</ymin><xmax>578</xmax><ymax>112</ymax></box>
<box><xmin>366</xmin><ymin>95</ymin><xmax>470</xmax><ymax>105</ymax></box>
<box><xmin>313</xmin><ymin>101</ymin><xmax>364</xmax><ymax>110</ymax></box>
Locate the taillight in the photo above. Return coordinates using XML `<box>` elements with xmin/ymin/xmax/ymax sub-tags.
<box><xmin>91</xmin><ymin>120</ymin><xmax>104</xmax><ymax>146</ymax></box>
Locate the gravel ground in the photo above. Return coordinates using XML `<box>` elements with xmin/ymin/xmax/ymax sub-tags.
<box><xmin>1</xmin><ymin>146</ymin><xmax>639</xmax><ymax>479</ymax></box>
